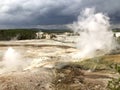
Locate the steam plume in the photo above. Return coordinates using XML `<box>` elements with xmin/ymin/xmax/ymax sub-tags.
<box><xmin>1</xmin><ymin>47</ymin><xmax>25</xmax><ymax>73</ymax></box>
<box><xmin>70</xmin><ymin>8</ymin><xmax>116</xmax><ymax>59</ymax></box>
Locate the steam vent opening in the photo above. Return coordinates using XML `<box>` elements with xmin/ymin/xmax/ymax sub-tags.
<box><xmin>0</xmin><ymin>6</ymin><xmax>119</xmax><ymax>90</ymax></box>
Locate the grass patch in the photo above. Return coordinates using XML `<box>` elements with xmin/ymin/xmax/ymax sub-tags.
<box><xmin>69</xmin><ymin>55</ymin><xmax>120</xmax><ymax>72</ymax></box>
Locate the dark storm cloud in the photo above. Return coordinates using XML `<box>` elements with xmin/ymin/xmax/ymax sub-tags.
<box><xmin>80</xmin><ymin>0</ymin><xmax>120</xmax><ymax>24</ymax></box>
<box><xmin>0</xmin><ymin>0</ymin><xmax>120</xmax><ymax>28</ymax></box>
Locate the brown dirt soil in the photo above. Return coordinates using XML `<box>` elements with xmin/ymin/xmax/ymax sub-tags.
<box><xmin>53</xmin><ymin>65</ymin><xmax>112</xmax><ymax>90</ymax></box>
<box><xmin>0</xmin><ymin>65</ymin><xmax>114</xmax><ymax>90</ymax></box>
<box><xmin>0</xmin><ymin>69</ymin><xmax>55</xmax><ymax>90</ymax></box>
<box><xmin>103</xmin><ymin>54</ymin><xmax>120</xmax><ymax>63</ymax></box>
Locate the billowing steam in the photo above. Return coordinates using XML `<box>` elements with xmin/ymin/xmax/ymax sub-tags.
<box><xmin>69</xmin><ymin>8</ymin><xmax>116</xmax><ymax>59</ymax></box>
<box><xmin>1</xmin><ymin>47</ymin><xmax>27</xmax><ymax>73</ymax></box>
<box><xmin>0</xmin><ymin>47</ymin><xmax>53</xmax><ymax>73</ymax></box>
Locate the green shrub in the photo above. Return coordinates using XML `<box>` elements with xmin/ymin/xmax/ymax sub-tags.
<box><xmin>107</xmin><ymin>64</ymin><xmax>120</xmax><ymax>90</ymax></box>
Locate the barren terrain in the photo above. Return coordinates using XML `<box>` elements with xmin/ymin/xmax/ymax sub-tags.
<box><xmin>0</xmin><ymin>39</ymin><xmax>119</xmax><ymax>90</ymax></box>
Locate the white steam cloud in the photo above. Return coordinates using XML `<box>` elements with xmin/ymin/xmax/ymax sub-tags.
<box><xmin>70</xmin><ymin>8</ymin><xmax>116</xmax><ymax>59</ymax></box>
<box><xmin>0</xmin><ymin>47</ymin><xmax>27</xmax><ymax>73</ymax></box>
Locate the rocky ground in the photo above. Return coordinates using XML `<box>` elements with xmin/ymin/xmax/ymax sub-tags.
<box><xmin>0</xmin><ymin>39</ymin><xmax>119</xmax><ymax>90</ymax></box>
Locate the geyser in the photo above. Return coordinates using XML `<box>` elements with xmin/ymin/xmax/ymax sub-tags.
<box><xmin>2</xmin><ymin>47</ymin><xmax>23</xmax><ymax>73</ymax></box>
<box><xmin>69</xmin><ymin>8</ymin><xmax>116</xmax><ymax>59</ymax></box>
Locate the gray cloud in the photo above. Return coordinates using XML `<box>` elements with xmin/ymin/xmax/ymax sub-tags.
<box><xmin>0</xmin><ymin>0</ymin><xmax>119</xmax><ymax>28</ymax></box>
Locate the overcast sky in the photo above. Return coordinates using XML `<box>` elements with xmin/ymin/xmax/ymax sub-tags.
<box><xmin>0</xmin><ymin>0</ymin><xmax>120</xmax><ymax>28</ymax></box>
